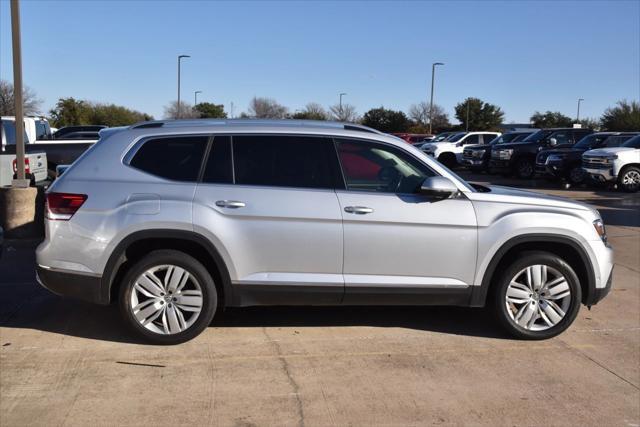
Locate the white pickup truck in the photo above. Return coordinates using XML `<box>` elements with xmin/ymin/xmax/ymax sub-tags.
<box><xmin>582</xmin><ymin>134</ymin><xmax>640</xmax><ymax>192</ymax></box>
<box><xmin>1</xmin><ymin>116</ymin><xmax>98</xmax><ymax>186</ymax></box>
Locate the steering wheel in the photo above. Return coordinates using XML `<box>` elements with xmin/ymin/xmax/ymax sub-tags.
<box><xmin>378</xmin><ymin>166</ymin><xmax>402</xmax><ymax>192</ymax></box>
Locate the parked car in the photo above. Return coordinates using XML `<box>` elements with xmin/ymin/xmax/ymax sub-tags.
<box><xmin>583</xmin><ymin>134</ymin><xmax>640</xmax><ymax>192</ymax></box>
<box><xmin>0</xmin><ymin>118</ymin><xmax>48</xmax><ymax>186</ymax></box>
<box><xmin>537</xmin><ymin>132</ymin><xmax>638</xmax><ymax>185</ymax></box>
<box><xmin>490</xmin><ymin>128</ymin><xmax>593</xmax><ymax>179</ymax></box>
<box><xmin>421</xmin><ymin>131</ymin><xmax>501</xmax><ymax>167</ymax></box>
<box><xmin>53</xmin><ymin>125</ymin><xmax>106</xmax><ymax>139</ymax></box>
<box><xmin>431</xmin><ymin>131</ymin><xmax>456</xmax><ymax>142</ymax></box>
<box><xmin>1</xmin><ymin>117</ymin><xmax>100</xmax><ymax>178</ymax></box>
<box><xmin>36</xmin><ymin>119</ymin><xmax>613</xmax><ymax>344</ymax></box>
<box><xmin>462</xmin><ymin>130</ymin><xmax>537</xmax><ymax>172</ymax></box>
<box><xmin>393</xmin><ymin>133</ymin><xmax>434</xmax><ymax>145</ymax></box>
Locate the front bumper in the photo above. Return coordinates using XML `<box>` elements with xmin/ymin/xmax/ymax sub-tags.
<box><xmin>587</xmin><ymin>266</ymin><xmax>613</xmax><ymax>306</ymax></box>
<box><xmin>584</xmin><ymin>167</ymin><xmax>616</xmax><ymax>182</ymax></box>
<box><xmin>541</xmin><ymin>159</ymin><xmax>568</xmax><ymax>178</ymax></box>
<box><xmin>489</xmin><ymin>159</ymin><xmax>513</xmax><ymax>172</ymax></box>
<box><xmin>36</xmin><ymin>265</ymin><xmax>107</xmax><ymax>305</ymax></box>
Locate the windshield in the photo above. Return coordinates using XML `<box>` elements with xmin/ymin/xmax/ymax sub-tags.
<box><xmin>622</xmin><ymin>135</ymin><xmax>640</xmax><ymax>148</ymax></box>
<box><xmin>445</xmin><ymin>132</ymin><xmax>466</xmax><ymax>142</ymax></box>
<box><xmin>0</xmin><ymin>120</ymin><xmax>29</xmax><ymax>146</ymax></box>
<box><xmin>432</xmin><ymin>132</ymin><xmax>451</xmax><ymax>142</ymax></box>
<box><xmin>603</xmin><ymin>135</ymin><xmax>635</xmax><ymax>148</ymax></box>
<box><xmin>522</xmin><ymin>130</ymin><xmax>553</xmax><ymax>142</ymax></box>
<box><xmin>490</xmin><ymin>132</ymin><xmax>529</xmax><ymax>145</ymax></box>
<box><xmin>574</xmin><ymin>133</ymin><xmax>610</xmax><ymax>149</ymax></box>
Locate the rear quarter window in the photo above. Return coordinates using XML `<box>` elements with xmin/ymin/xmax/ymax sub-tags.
<box><xmin>129</xmin><ymin>136</ymin><xmax>208</xmax><ymax>181</ymax></box>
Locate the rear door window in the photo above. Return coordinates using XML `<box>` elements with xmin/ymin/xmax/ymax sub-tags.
<box><xmin>202</xmin><ymin>136</ymin><xmax>233</xmax><ymax>184</ymax></box>
<box><xmin>129</xmin><ymin>136</ymin><xmax>208</xmax><ymax>181</ymax></box>
<box><xmin>232</xmin><ymin>135</ymin><xmax>338</xmax><ymax>189</ymax></box>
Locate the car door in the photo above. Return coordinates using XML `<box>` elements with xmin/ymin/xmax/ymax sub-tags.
<box><xmin>192</xmin><ymin>134</ymin><xmax>345</xmax><ymax>305</ymax></box>
<box><xmin>333</xmin><ymin>137</ymin><xmax>477</xmax><ymax>305</ymax></box>
<box><xmin>455</xmin><ymin>134</ymin><xmax>480</xmax><ymax>162</ymax></box>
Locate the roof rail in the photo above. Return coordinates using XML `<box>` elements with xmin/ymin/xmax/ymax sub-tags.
<box><xmin>130</xmin><ymin>118</ymin><xmax>381</xmax><ymax>134</ymax></box>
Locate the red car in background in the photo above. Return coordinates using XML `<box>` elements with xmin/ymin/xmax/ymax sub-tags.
<box><xmin>392</xmin><ymin>133</ymin><xmax>434</xmax><ymax>145</ymax></box>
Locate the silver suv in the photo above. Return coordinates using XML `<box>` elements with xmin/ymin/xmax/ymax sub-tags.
<box><xmin>36</xmin><ymin>120</ymin><xmax>613</xmax><ymax>344</ymax></box>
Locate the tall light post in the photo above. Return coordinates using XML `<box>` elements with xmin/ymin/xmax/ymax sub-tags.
<box><xmin>10</xmin><ymin>0</ymin><xmax>27</xmax><ymax>187</ymax></box>
<box><xmin>339</xmin><ymin>92</ymin><xmax>347</xmax><ymax>111</ymax></box>
<box><xmin>428</xmin><ymin>62</ymin><xmax>444</xmax><ymax>135</ymax></box>
<box><xmin>576</xmin><ymin>98</ymin><xmax>584</xmax><ymax>122</ymax></box>
<box><xmin>177</xmin><ymin>54</ymin><xmax>190</xmax><ymax>118</ymax></box>
<box><xmin>194</xmin><ymin>90</ymin><xmax>202</xmax><ymax>106</ymax></box>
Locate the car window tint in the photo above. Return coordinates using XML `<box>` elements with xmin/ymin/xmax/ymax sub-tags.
<box><xmin>464</xmin><ymin>134</ymin><xmax>480</xmax><ymax>145</ymax></box>
<box><xmin>233</xmin><ymin>135</ymin><xmax>335</xmax><ymax>189</ymax></box>
<box><xmin>130</xmin><ymin>136</ymin><xmax>208</xmax><ymax>182</ymax></box>
<box><xmin>335</xmin><ymin>138</ymin><xmax>435</xmax><ymax>194</ymax></box>
<box><xmin>203</xmin><ymin>136</ymin><xmax>233</xmax><ymax>184</ymax></box>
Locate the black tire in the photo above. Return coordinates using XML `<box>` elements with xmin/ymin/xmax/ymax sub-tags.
<box><xmin>618</xmin><ymin>166</ymin><xmax>640</xmax><ymax>193</ymax></box>
<box><xmin>567</xmin><ymin>166</ymin><xmax>586</xmax><ymax>185</ymax></box>
<box><xmin>119</xmin><ymin>249</ymin><xmax>218</xmax><ymax>345</ymax></box>
<box><xmin>515</xmin><ymin>158</ymin><xmax>535</xmax><ymax>179</ymax></box>
<box><xmin>492</xmin><ymin>251</ymin><xmax>581</xmax><ymax>340</ymax></box>
<box><xmin>437</xmin><ymin>153</ymin><xmax>457</xmax><ymax>168</ymax></box>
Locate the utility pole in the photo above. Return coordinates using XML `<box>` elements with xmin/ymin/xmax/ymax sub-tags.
<box><xmin>230</xmin><ymin>102</ymin><xmax>234</xmax><ymax>119</ymax></box>
<box><xmin>177</xmin><ymin>54</ymin><xmax>190</xmax><ymax>118</ymax></box>
<box><xmin>194</xmin><ymin>90</ymin><xmax>202</xmax><ymax>107</ymax></box>
<box><xmin>466</xmin><ymin>101</ymin><xmax>470</xmax><ymax>132</ymax></box>
<box><xmin>576</xmin><ymin>98</ymin><xmax>584</xmax><ymax>122</ymax></box>
<box><xmin>428</xmin><ymin>62</ymin><xmax>444</xmax><ymax>135</ymax></box>
<box><xmin>11</xmin><ymin>0</ymin><xmax>27</xmax><ymax>187</ymax></box>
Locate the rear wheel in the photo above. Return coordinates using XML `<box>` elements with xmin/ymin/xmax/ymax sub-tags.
<box><xmin>119</xmin><ymin>250</ymin><xmax>217</xmax><ymax>344</ymax></box>
<box><xmin>493</xmin><ymin>251</ymin><xmax>581</xmax><ymax>340</ymax></box>
<box><xmin>618</xmin><ymin>166</ymin><xmax>640</xmax><ymax>193</ymax></box>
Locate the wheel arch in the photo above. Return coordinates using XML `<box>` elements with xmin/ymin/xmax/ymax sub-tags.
<box><xmin>470</xmin><ymin>234</ymin><xmax>596</xmax><ymax>307</ymax></box>
<box><xmin>100</xmin><ymin>229</ymin><xmax>233</xmax><ymax>308</ymax></box>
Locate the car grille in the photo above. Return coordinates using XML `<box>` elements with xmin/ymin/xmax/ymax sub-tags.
<box><xmin>463</xmin><ymin>149</ymin><xmax>473</xmax><ymax>159</ymax></box>
<box><xmin>583</xmin><ymin>157</ymin><xmax>610</xmax><ymax>170</ymax></box>
<box><xmin>536</xmin><ymin>152</ymin><xmax>550</xmax><ymax>165</ymax></box>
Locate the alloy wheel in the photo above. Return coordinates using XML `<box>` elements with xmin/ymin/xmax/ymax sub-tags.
<box><xmin>130</xmin><ymin>264</ymin><xmax>203</xmax><ymax>335</ymax></box>
<box><xmin>517</xmin><ymin>160</ymin><xmax>533</xmax><ymax>178</ymax></box>
<box><xmin>505</xmin><ymin>264</ymin><xmax>571</xmax><ymax>331</ymax></box>
<box><xmin>622</xmin><ymin>170</ymin><xmax>640</xmax><ymax>190</ymax></box>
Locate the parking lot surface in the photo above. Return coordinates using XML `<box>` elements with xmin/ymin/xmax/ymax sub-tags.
<box><xmin>1</xmin><ymin>175</ymin><xmax>639</xmax><ymax>426</ymax></box>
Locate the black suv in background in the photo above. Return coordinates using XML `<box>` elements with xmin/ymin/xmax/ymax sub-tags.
<box><xmin>462</xmin><ymin>130</ymin><xmax>536</xmax><ymax>172</ymax></box>
<box><xmin>490</xmin><ymin>128</ymin><xmax>593</xmax><ymax>178</ymax></box>
<box><xmin>537</xmin><ymin>132</ymin><xmax>638</xmax><ymax>184</ymax></box>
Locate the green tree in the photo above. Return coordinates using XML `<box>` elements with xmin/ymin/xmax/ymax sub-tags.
<box><xmin>49</xmin><ymin>97</ymin><xmax>91</xmax><ymax>127</ymax></box>
<box><xmin>194</xmin><ymin>102</ymin><xmax>227</xmax><ymax>118</ymax></box>
<box><xmin>600</xmin><ymin>100</ymin><xmax>640</xmax><ymax>131</ymax></box>
<box><xmin>361</xmin><ymin>107</ymin><xmax>410</xmax><ymax>133</ymax></box>
<box><xmin>49</xmin><ymin>97</ymin><xmax>152</xmax><ymax>127</ymax></box>
<box><xmin>530</xmin><ymin>111</ymin><xmax>573</xmax><ymax>128</ymax></box>
<box><xmin>455</xmin><ymin>98</ymin><xmax>504</xmax><ymax>131</ymax></box>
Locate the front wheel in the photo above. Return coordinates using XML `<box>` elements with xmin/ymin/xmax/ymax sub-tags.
<box><xmin>618</xmin><ymin>166</ymin><xmax>640</xmax><ymax>193</ymax></box>
<box><xmin>567</xmin><ymin>166</ymin><xmax>586</xmax><ymax>185</ymax></box>
<box><xmin>119</xmin><ymin>250</ymin><xmax>218</xmax><ymax>344</ymax></box>
<box><xmin>493</xmin><ymin>251</ymin><xmax>581</xmax><ymax>340</ymax></box>
<box><xmin>515</xmin><ymin>158</ymin><xmax>534</xmax><ymax>179</ymax></box>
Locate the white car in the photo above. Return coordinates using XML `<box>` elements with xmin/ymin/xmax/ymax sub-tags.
<box><xmin>582</xmin><ymin>134</ymin><xmax>640</xmax><ymax>192</ymax></box>
<box><xmin>421</xmin><ymin>131</ymin><xmax>501</xmax><ymax>167</ymax></box>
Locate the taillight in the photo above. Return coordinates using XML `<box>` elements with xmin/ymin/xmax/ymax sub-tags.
<box><xmin>12</xmin><ymin>157</ymin><xmax>31</xmax><ymax>174</ymax></box>
<box><xmin>45</xmin><ymin>193</ymin><xmax>87</xmax><ymax>220</ymax></box>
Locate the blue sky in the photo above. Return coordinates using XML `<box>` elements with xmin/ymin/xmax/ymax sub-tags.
<box><xmin>1</xmin><ymin>0</ymin><xmax>638</xmax><ymax>123</ymax></box>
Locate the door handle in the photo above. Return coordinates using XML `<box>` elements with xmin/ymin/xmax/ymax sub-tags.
<box><xmin>344</xmin><ymin>206</ymin><xmax>374</xmax><ymax>215</ymax></box>
<box><xmin>215</xmin><ymin>200</ymin><xmax>246</xmax><ymax>209</ymax></box>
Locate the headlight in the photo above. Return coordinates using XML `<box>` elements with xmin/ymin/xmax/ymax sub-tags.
<box><xmin>593</xmin><ymin>219</ymin><xmax>607</xmax><ymax>244</ymax></box>
<box><xmin>472</xmin><ymin>149</ymin><xmax>485</xmax><ymax>158</ymax></box>
<box><xmin>547</xmin><ymin>154</ymin><xmax>566</xmax><ymax>162</ymax></box>
<box><xmin>603</xmin><ymin>155</ymin><xmax>618</xmax><ymax>164</ymax></box>
<box><xmin>498</xmin><ymin>149</ymin><xmax>513</xmax><ymax>160</ymax></box>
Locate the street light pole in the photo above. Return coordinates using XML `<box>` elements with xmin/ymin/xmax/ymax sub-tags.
<box><xmin>194</xmin><ymin>90</ymin><xmax>202</xmax><ymax>107</ymax></box>
<box><xmin>428</xmin><ymin>62</ymin><xmax>444</xmax><ymax>135</ymax></box>
<box><xmin>177</xmin><ymin>54</ymin><xmax>190</xmax><ymax>118</ymax></box>
<box><xmin>339</xmin><ymin>93</ymin><xmax>347</xmax><ymax>112</ymax></box>
<box><xmin>466</xmin><ymin>101</ymin><xmax>470</xmax><ymax>132</ymax></box>
<box><xmin>10</xmin><ymin>0</ymin><xmax>27</xmax><ymax>187</ymax></box>
<box><xmin>576</xmin><ymin>98</ymin><xmax>584</xmax><ymax>122</ymax></box>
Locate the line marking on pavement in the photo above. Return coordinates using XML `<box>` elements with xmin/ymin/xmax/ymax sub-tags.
<box><xmin>116</xmin><ymin>361</ymin><xmax>166</xmax><ymax>368</ymax></box>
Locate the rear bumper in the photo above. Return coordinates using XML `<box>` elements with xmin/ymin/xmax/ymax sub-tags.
<box><xmin>36</xmin><ymin>265</ymin><xmax>107</xmax><ymax>305</ymax></box>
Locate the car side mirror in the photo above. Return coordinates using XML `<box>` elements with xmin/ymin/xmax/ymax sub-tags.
<box><xmin>548</xmin><ymin>138</ymin><xmax>557</xmax><ymax>146</ymax></box>
<box><xmin>418</xmin><ymin>176</ymin><xmax>458</xmax><ymax>199</ymax></box>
